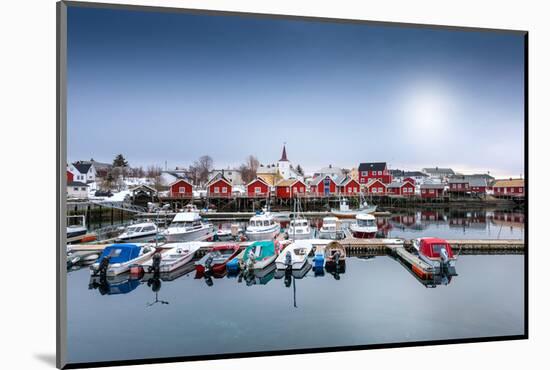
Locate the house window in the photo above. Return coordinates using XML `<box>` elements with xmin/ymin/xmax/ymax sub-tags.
<box><xmin>378</xmin><ymin>187</ymin><xmax>383</xmax><ymax>193</ymax></box>
<box><xmin>430</xmin><ymin>189</ymin><xmax>435</xmax><ymax>194</ymax></box>
<box><xmin>214</xmin><ymin>187</ymin><xmax>219</xmax><ymax>193</ymax></box>
<box><xmin>372</xmin><ymin>188</ymin><xmax>377</xmax><ymax>193</ymax></box>
<box><xmin>286</xmin><ymin>188</ymin><xmax>290</xmax><ymax>193</ymax></box>
<box><xmin>255</xmin><ymin>187</ymin><xmax>261</xmax><ymax>194</ymax></box>
<box><xmin>73</xmin><ymin>187</ymin><xmax>78</xmax><ymax>191</ymax></box>
<box><xmin>222</xmin><ymin>187</ymin><xmax>227</xmax><ymax>193</ymax></box>
<box><xmin>519</xmin><ymin>188</ymin><xmax>523</xmax><ymax>193</ymax></box>
<box><xmin>361</xmin><ymin>171</ymin><xmax>367</xmax><ymax>176</ymax></box>
<box><xmin>360</xmin><ymin>178</ymin><xmax>365</xmax><ymax>183</ymax></box>
<box><xmin>81</xmin><ymin>187</ymin><xmax>86</xmax><ymax>191</ymax></box>
<box><xmin>378</xmin><ymin>171</ymin><xmax>382</xmax><ymax>175</ymax></box>
<box><xmin>293</xmin><ymin>187</ymin><xmax>298</xmax><ymax>193</ymax></box>
<box><xmin>179</xmin><ymin>187</ymin><xmax>186</xmax><ymax>193</ymax></box>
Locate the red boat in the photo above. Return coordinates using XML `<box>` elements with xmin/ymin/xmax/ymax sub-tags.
<box><xmin>412</xmin><ymin>237</ymin><xmax>457</xmax><ymax>273</ymax></box>
<box><xmin>194</xmin><ymin>244</ymin><xmax>240</xmax><ymax>274</ymax></box>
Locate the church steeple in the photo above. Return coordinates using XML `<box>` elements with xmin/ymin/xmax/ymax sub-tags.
<box><xmin>279</xmin><ymin>144</ymin><xmax>289</xmax><ymax>162</ymax></box>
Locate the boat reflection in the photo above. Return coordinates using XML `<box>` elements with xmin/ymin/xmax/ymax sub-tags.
<box><xmin>393</xmin><ymin>255</ymin><xmax>458</xmax><ymax>288</ymax></box>
<box><xmin>238</xmin><ymin>263</ymin><xmax>277</xmax><ymax>286</ymax></box>
<box><xmin>274</xmin><ymin>263</ymin><xmax>312</xmax><ymax>308</ymax></box>
<box><xmin>88</xmin><ymin>273</ymin><xmax>141</xmax><ymax>295</ymax></box>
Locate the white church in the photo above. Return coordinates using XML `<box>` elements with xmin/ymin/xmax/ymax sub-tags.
<box><xmin>277</xmin><ymin>144</ymin><xmax>302</xmax><ymax>180</ymax></box>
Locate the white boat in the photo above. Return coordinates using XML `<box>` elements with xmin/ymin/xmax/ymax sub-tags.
<box><xmin>142</xmin><ymin>242</ymin><xmax>201</xmax><ymax>272</ymax></box>
<box><xmin>162</xmin><ymin>212</ymin><xmax>213</xmax><ymax>242</ymax></box>
<box><xmin>245</xmin><ymin>209</ymin><xmax>281</xmax><ymax>241</ymax></box>
<box><xmin>331</xmin><ymin>197</ymin><xmax>377</xmax><ymax>218</ymax></box>
<box><xmin>90</xmin><ymin>244</ymin><xmax>156</xmax><ymax>276</ymax></box>
<box><xmin>67</xmin><ymin>215</ymin><xmax>87</xmax><ymax>238</ymax></box>
<box><xmin>287</xmin><ymin>218</ymin><xmax>312</xmax><ymax>240</ymax></box>
<box><xmin>318</xmin><ymin>216</ymin><xmax>342</xmax><ymax>239</ymax></box>
<box><xmin>116</xmin><ymin>222</ymin><xmax>159</xmax><ymax>243</ymax></box>
<box><xmin>275</xmin><ymin>240</ymin><xmax>313</xmax><ymax>270</ymax></box>
<box><xmin>349</xmin><ymin>213</ymin><xmax>378</xmax><ymax>238</ymax></box>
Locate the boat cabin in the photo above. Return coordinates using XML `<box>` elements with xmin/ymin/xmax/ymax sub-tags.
<box><xmin>290</xmin><ymin>219</ymin><xmax>309</xmax><ymax>227</ymax></box>
<box><xmin>417</xmin><ymin>238</ymin><xmax>455</xmax><ymax>260</ymax></box>
<box><xmin>169</xmin><ymin>212</ymin><xmax>204</xmax><ymax>228</ymax></box>
<box><xmin>249</xmin><ymin>215</ymin><xmax>276</xmax><ymax>227</ymax></box>
<box><xmin>97</xmin><ymin>244</ymin><xmax>142</xmax><ymax>265</ymax></box>
<box><xmin>356</xmin><ymin>213</ymin><xmax>376</xmax><ymax>227</ymax></box>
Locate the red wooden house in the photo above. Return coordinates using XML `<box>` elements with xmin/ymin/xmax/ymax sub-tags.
<box><xmin>358</xmin><ymin>162</ymin><xmax>392</xmax><ymax>185</ymax></box>
<box><xmin>365</xmin><ymin>179</ymin><xmax>387</xmax><ymax>195</ymax></box>
<box><xmin>448</xmin><ymin>177</ymin><xmax>470</xmax><ymax>193</ymax></box>
<box><xmin>310</xmin><ymin>175</ymin><xmax>337</xmax><ymax>196</ymax></box>
<box><xmin>275</xmin><ymin>179</ymin><xmax>307</xmax><ymax>199</ymax></box>
<box><xmin>206</xmin><ymin>174</ymin><xmax>232</xmax><ymax>198</ymax></box>
<box><xmin>491</xmin><ymin>179</ymin><xmax>524</xmax><ymax>197</ymax></box>
<box><xmin>247</xmin><ymin>177</ymin><xmax>270</xmax><ymax>197</ymax></box>
<box><xmin>169</xmin><ymin>178</ymin><xmax>193</xmax><ymax>198</ymax></box>
<box><xmin>468</xmin><ymin>178</ymin><xmax>488</xmax><ymax>194</ymax></box>
<box><xmin>403</xmin><ymin>177</ymin><xmax>416</xmax><ymax>185</ymax></box>
<box><xmin>387</xmin><ymin>181</ymin><xmax>415</xmax><ymax>196</ymax></box>
<box><xmin>420</xmin><ymin>183</ymin><xmax>445</xmax><ymax>198</ymax></box>
<box><xmin>338</xmin><ymin>176</ymin><xmax>361</xmax><ymax>195</ymax></box>
<box><xmin>67</xmin><ymin>170</ymin><xmax>74</xmax><ymax>183</ymax></box>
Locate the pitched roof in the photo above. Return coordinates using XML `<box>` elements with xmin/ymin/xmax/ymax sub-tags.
<box><xmin>366</xmin><ymin>178</ymin><xmax>387</xmax><ymax>187</ymax></box>
<box><xmin>492</xmin><ymin>179</ymin><xmax>524</xmax><ymax>188</ymax></box>
<box><xmin>246</xmin><ymin>177</ymin><xmax>269</xmax><ymax>187</ymax></box>
<box><xmin>72</xmin><ymin>162</ymin><xmax>93</xmax><ymax>174</ymax></box>
<box><xmin>387</xmin><ymin>182</ymin><xmax>403</xmax><ymax>188</ymax></box>
<box><xmin>404</xmin><ymin>171</ymin><xmax>428</xmax><ymax>177</ymax></box>
<box><xmin>448</xmin><ymin>176</ymin><xmax>469</xmax><ymax>184</ymax></box>
<box><xmin>168</xmin><ymin>178</ymin><xmax>192</xmax><ymax>187</ymax></box>
<box><xmin>279</xmin><ymin>145</ymin><xmax>289</xmax><ymax>162</ymax></box>
<box><xmin>276</xmin><ymin>179</ymin><xmax>303</xmax><ymax>187</ymax></box>
<box><xmin>67</xmin><ymin>181</ymin><xmax>88</xmax><ymax>187</ymax></box>
<box><xmin>467</xmin><ymin>177</ymin><xmax>487</xmax><ymax>187</ymax></box>
<box><xmin>420</xmin><ymin>183</ymin><xmax>445</xmax><ymax>189</ymax></box>
<box><xmin>310</xmin><ymin>175</ymin><xmax>336</xmax><ymax>186</ymax></box>
<box><xmin>206</xmin><ymin>173</ymin><xmax>232</xmax><ymax>187</ymax></box>
<box><xmin>358</xmin><ymin>162</ymin><xmax>387</xmax><ymax>172</ymax></box>
<box><xmin>422</xmin><ymin>167</ymin><xmax>455</xmax><ymax>175</ymax></box>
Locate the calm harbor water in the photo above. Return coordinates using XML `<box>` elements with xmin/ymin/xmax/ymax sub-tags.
<box><xmin>67</xmin><ymin>254</ymin><xmax>524</xmax><ymax>364</ymax></box>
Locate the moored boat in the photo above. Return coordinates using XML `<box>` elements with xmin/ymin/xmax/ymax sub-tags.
<box><xmin>90</xmin><ymin>244</ymin><xmax>156</xmax><ymax>276</ymax></box>
<box><xmin>412</xmin><ymin>237</ymin><xmax>457</xmax><ymax>274</ymax></box>
<box><xmin>287</xmin><ymin>218</ymin><xmax>313</xmax><ymax>240</ymax></box>
<box><xmin>67</xmin><ymin>215</ymin><xmax>87</xmax><ymax>238</ymax></box>
<box><xmin>241</xmin><ymin>240</ymin><xmax>279</xmax><ymax>270</ymax></box>
<box><xmin>162</xmin><ymin>212</ymin><xmax>213</xmax><ymax>242</ymax></box>
<box><xmin>331</xmin><ymin>197</ymin><xmax>377</xmax><ymax>218</ymax></box>
<box><xmin>142</xmin><ymin>242</ymin><xmax>202</xmax><ymax>273</ymax></box>
<box><xmin>275</xmin><ymin>240</ymin><xmax>313</xmax><ymax>270</ymax></box>
<box><xmin>318</xmin><ymin>216</ymin><xmax>343</xmax><ymax>240</ymax></box>
<box><xmin>349</xmin><ymin>213</ymin><xmax>378</xmax><ymax>238</ymax></box>
<box><xmin>324</xmin><ymin>241</ymin><xmax>346</xmax><ymax>267</ymax></box>
<box><xmin>245</xmin><ymin>209</ymin><xmax>281</xmax><ymax>241</ymax></box>
<box><xmin>195</xmin><ymin>244</ymin><xmax>241</xmax><ymax>274</ymax></box>
<box><xmin>116</xmin><ymin>222</ymin><xmax>159</xmax><ymax>243</ymax></box>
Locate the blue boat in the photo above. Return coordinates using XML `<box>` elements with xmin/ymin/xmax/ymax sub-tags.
<box><xmin>90</xmin><ymin>243</ymin><xmax>156</xmax><ymax>276</ymax></box>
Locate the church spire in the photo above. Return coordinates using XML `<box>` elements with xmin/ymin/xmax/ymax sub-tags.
<box><xmin>279</xmin><ymin>144</ymin><xmax>289</xmax><ymax>162</ymax></box>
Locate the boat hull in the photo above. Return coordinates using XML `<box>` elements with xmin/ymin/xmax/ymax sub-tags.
<box><xmin>245</xmin><ymin>225</ymin><xmax>280</xmax><ymax>241</ymax></box>
<box><xmin>164</xmin><ymin>226</ymin><xmax>213</xmax><ymax>242</ymax></box>
<box><xmin>351</xmin><ymin>230</ymin><xmax>377</xmax><ymax>239</ymax></box>
<box><xmin>91</xmin><ymin>249</ymin><xmax>156</xmax><ymax>277</ymax></box>
<box><xmin>248</xmin><ymin>254</ymin><xmax>277</xmax><ymax>270</ymax></box>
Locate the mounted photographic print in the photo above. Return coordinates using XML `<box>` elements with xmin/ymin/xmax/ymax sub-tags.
<box><xmin>57</xmin><ymin>1</ymin><xmax>528</xmax><ymax>368</ymax></box>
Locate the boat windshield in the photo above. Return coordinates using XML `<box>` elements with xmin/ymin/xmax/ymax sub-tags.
<box><xmin>358</xmin><ymin>219</ymin><xmax>375</xmax><ymax>227</ymax></box>
<box><xmin>291</xmin><ymin>220</ymin><xmax>308</xmax><ymax>227</ymax></box>
<box><xmin>127</xmin><ymin>227</ymin><xmax>140</xmax><ymax>233</ymax></box>
<box><xmin>294</xmin><ymin>248</ymin><xmax>308</xmax><ymax>256</ymax></box>
<box><xmin>170</xmin><ymin>221</ymin><xmax>193</xmax><ymax>228</ymax></box>
<box><xmin>431</xmin><ymin>244</ymin><xmax>447</xmax><ymax>256</ymax></box>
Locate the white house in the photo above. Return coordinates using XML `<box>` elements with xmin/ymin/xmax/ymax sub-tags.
<box><xmin>67</xmin><ymin>181</ymin><xmax>89</xmax><ymax>199</ymax></box>
<box><xmin>69</xmin><ymin>161</ymin><xmax>97</xmax><ymax>183</ymax></box>
<box><xmin>209</xmin><ymin>168</ymin><xmax>243</xmax><ymax>186</ymax></box>
<box><xmin>160</xmin><ymin>170</ymin><xmax>189</xmax><ymax>187</ymax></box>
<box><xmin>276</xmin><ymin>144</ymin><xmax>303</xmax><ymax>181</ymax></box>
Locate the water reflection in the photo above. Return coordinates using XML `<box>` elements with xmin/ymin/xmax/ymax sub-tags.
<box><xmin>88</xmin><ymin>273</ymin><xmax>140</xmax><ymax>295</ymax></box>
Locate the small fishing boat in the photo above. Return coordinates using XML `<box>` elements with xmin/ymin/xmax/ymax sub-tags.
<box><xmin>90</xmin><ymin>244</ymin><xmax>156</xmax><ymax>277</ymax></box>
<box><xmin>324</xmin><ymin>241</ymin><xmax>346</xmax><ymax>267</ymax></box>
<box><xmin>245</xmin><ymin>209</ymin><xmax>281</xmax><ymax>241</ymax></box>
<box><xmin>331</xmin><ymin>197</ymin><xmax>377</xmax><ymax>218</ymax></box>
<box><xmin>142</xmin><ymin>242</ymin><xmax>201</xmax><ymax>273</ymax></box>
<box><xmin>318</xmin><ymin>216</ymin><xmax>342</xmax><ymax>240</ymax></box>
<box><xmin>116</xmin><ymin>222</ymin><xmax>159</xmax><ymax>243</ymax></box>
<box><xmin>195</xmin><ymin>244</ymin><xmax>241</xmax><ymax>274</ymax></box>
<box><xmin>287</xmin><ymin>218</ymin><xmax>313</xmax><ymax>240</ymax></box>
<box><xmin>349</xmin><ymin>213</ymin><xmax>378</xmax><ymax>238</ymax></box>
<box><xmin>162</xmin><ymin>211</ymin><xmax>213</xmax><ymax>242</ymax></box>
<box><xmin>241</xmin><ymin>240</ymin><xmax>279</xmax><ymax>270</ymax></box>
<box><xmin>67</xmin><ymin>215</ymin><xmax>87</xmax><ymax>238</ymax></box>
<box><xmin>412</xmin><ymin>237</ymin><xmax>457</xmax><ymax>273</ymax></box>
<box><xmin>275</xmin><ymin>240</ymin><xmax>313</xmax><ymax>270</ymax></box>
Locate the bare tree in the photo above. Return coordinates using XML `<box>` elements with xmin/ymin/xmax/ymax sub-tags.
<box><xmin>239</xmin><ymin>155</ymin><xmax>260</xmax><ymax>184</ymax></box>
<box><xmin>146</xmin><ymin>165</ymin><xmax>162</xmax><ymax>179</ymax></box>
<box><xmin>191</xmin><ymin>155</ymin><xmax>213</xmax><ymax>185</ymax></box>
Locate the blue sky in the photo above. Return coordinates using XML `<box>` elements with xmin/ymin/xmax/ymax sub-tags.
<box><xmin>67</xmin><ymin>6</ymin><xmax>525</xmax><ymax>177</ymax></box>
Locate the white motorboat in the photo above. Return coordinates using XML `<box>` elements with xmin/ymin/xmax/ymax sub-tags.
<box><xmin>349</xmin><ymin>213</ymin><xmax>378</xmax><ymax>238</ymax></box>
<box><xmin>90</xmin><ymin>244</ymin><xmax>156</xmax><ymax>276</ymax></box>
<box><xmin>67</xmin><ymin>215</ymin><xmax>87</xmax><ymax>238</ymax></box>
<box><xmin>116</xmin><ymin>222</ymin><xmax>159</xmax><ymax>243</ymax></box>
<box><xmin>318</xmin><ymin>216</ymin><xmax>342</xmax><ymax>239</ymax></box>
<box><xmin>275</xmin><ymin>240</ymin><xmax>313</xmax><ymax>270</ymax></box>
<box><xmin>162</xmin><ymin>212</ymin><xmax>213</xmax><ymax>242</ymax></box>
<box><xmin>331</xmin><ymin>197</ymin><xmax>377</xmax><ymax>218</ymax></box>
<box><xmin>142</xmin><ymin>242</ymin><xmax>202</xmax><ymax>272</ymax></box>
<box><xmin>287</xmin><ymin>218</ymin><xmax>312</xmax><ymax>240</ymax></box>
<box><xmin>245</xmin><ymin>209</ymin><xmax>281</xmax><ymax>241</ymax></box>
